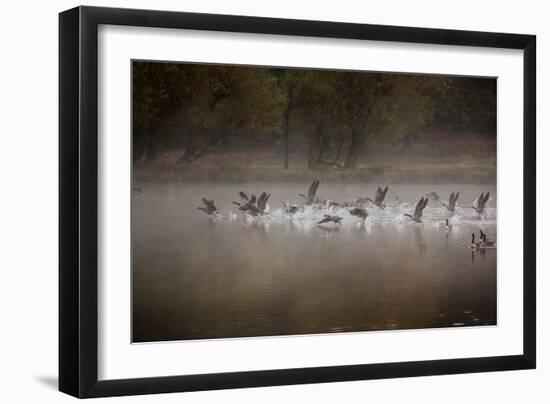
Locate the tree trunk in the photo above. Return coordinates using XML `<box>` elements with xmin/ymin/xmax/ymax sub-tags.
<box><xmin>282</xmin><ymin>108</ymin><xmax>290</xmax><ymax>169</ymax></box>
<box><xmin>308</xmin><ymin>123</ymin><xmax>324</xmax><ymax>169</ymax></box>
<box><xmin>401</xmin><ymin>134</ymin><xmax>412</xmax><ymax>152</ymax></box>
<box><xmin>176</xmin><ymin>132</ymin><xmax>195</xmax><ymax>164</ymax></box>
<box><xmin>282</xmin><ymin>88</ymin><xmax>293</xmax><ymax>169</ymax></box>
<box><xmin>344</xmin><ymin>130</ymin><xmax>365</xmax><ymax>169</ymax></box>
<box><xmin>335</xmin><ymin>137</ymin><xmax>345</xmax><ymax>161</ymax></box>
<box><xmin>176</xmin><ymin>93</ymin><xmax>227</xmax><ymax>165</ymax></box>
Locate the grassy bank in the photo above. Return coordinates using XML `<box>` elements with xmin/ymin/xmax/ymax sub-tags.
<box><xmin>134</xmin><ymin>133</ymin><xmax>496</xmax><ymax>184</ymax></box>
<box><xmin>134</xmin><ymin>162</ymin><xmax>496</xmax><ymax>184</ymax></box>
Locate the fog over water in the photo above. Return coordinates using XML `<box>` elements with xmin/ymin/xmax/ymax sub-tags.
<box><xmin>132</xmin><ymin>182</ymin><xmax>496</xmax><ymax>342</ymax></box>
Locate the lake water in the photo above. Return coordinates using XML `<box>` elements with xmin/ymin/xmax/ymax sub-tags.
<box><xmin>132</xmin><ymin>183</ymin><xmax>497</xmax><ymax>342</ymax></box>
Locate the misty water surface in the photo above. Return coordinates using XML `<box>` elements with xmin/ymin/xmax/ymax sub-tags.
<box><xmin>132</xmin><ymin>183</ymin><xmax>496</xmax><ymax>342</ymax></box>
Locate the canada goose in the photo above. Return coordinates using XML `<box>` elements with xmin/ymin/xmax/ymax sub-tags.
<box><xmin>480</xmin><ymin>230</ymin><xmax>496</xmax><ymax>248</ymax></box>
<box><xmin>442</xmin><ymin>192</ymin><xmax>460</xmax><ymax>213</ymax></box>
<box><xmin>355</xmin><ymin>196</ymin><xmax>370</xmax><ymax>207</ymax></box>
<box><xmin>472</xmin><ymin>192</ymin><xmax>490</xmax><ymax>215</ymax></box>
<box><xmin>238</xmin><ymin>191</ymin><xmax>249</xmax><ymax>202</ymax></box>
<box><xmin>349</xmin><ymin>207</ymin><xmax>368</xmax><ymax>220</ymax></box>
<box><xmin>404</xmin><ymin>197</ymin><xmax>428</xmax><ymax>223</ymax></box>
<box><xmin>232</xmin><ymin>192</ymin><xmax>261</xmax><ymax>215</ymax></box>
<box><xmin>197</xmin><ymin>198</ymin><xmax>218</xmax><ymax>215</ymax></box>
<box><xmin>470</xmin><ymin>233</ymin><xmax>481</xmax><ymax>249</ymax></box>
<box><xmin>299</xmin><ymin>180</ymin><xmax>320</xmax><ymax>205</ymax></box>
<box><xmin>284</xmin><ymin>201</ymin><xmax>299</xmax><ymax>214</ymax></box>
<box><xmin>425</xmin><ymin>191</ymin><xmax>440</xmax><ymax>201</ymax></box>
<box><xmin>257</xmin><ymin>192</ymin><xmax>271</xmax><ymax>212</ymax></box>
<box><xmin>317</xmin><ymin>215</ymin><xmax>343</xmax><ymax>225</ymax></box>
<box><xmin>366</xmin><ymin>186</ymin><xmax>389</xmax><ymax>208</ymax></box>
<box><xmin>232</xmin><ymin>191</ymin><xmax>252</xmax><ymax>211</ymax></box>
<box><xmin>325</xmin><ymin>199</ymin><xmax>342</xmax><ymax>209</ymax></box>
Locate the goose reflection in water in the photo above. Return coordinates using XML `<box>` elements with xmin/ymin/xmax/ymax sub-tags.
<box><xmin>413</xmin><ymin>226</ymin><xmax>427</xmax><ymax>254</ymax></box>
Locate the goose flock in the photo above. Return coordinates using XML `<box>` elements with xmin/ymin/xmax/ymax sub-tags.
<box><xmin>196</xmin><ymin>180</ymin><xmax>496</xmax><ymax>249</ymax></box>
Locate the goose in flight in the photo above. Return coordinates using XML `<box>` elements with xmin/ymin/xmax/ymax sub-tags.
<box><xmin>233</xmin><ymin>191</ymin><xmax>270</xmax><ymax>216</ymax></box>
<box><xmin>472</xmin><ymin>192</ymin><xmax>490</xmax><ymax>215</ymax></box>
<box><xmin>299</xmin><ymin>180</ymin><xmax>320</xmax><ymax>205</ymax></box>
<box><xmin>232</xmin><ymin>191</ymin><xmax>251</xmax><ymax>210</ymax></box>
<box><xmin>349</xmin><ymin>207</ymin><xmax>368</xmax><ymax>220</ymax></box>
<box><xmin>404</xmin><ymin>197</ymin><xmax>428</xmax><ymax>223</ymax></box>
<box><xmin>317</xmin><ymin>215</ymin><xmax>343</xmax><ymax>226</ymax></box>
<box><xmin>366</xmin><ymin>186</ymin><xmax>389</xmax><ymax>209</ymax></box>
<box><xmin>257</xmin><ymin>192</ymin><xmax>271</xmax><ymax>212</ymax></box>
<box><xmin>441</xmin><ymin>192</ymin><xmax>460</xmax><ymax>213</ymax></box>
<box><xmin>425</xmin><ymin>191</ymin><xmax>440</xmax><ymax>202</ymax></box>
<box><xmin>197</xmin><ymin>198</ymin><xmax>218</xmax><ymax>216</ymax></box>
<box><xmin>232</xmin><ymin>193</ymin><xmax>257</xmax><ymax>214</ymax></box>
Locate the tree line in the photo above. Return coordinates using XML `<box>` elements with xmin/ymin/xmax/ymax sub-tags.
<box><xmin>133</xmin><ymin>62</ymin><xmax>496</xmax><ymax>169</ymax></box>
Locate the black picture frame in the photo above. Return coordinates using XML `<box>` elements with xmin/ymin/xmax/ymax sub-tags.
<box><xmin>59</xmin><ymin>5</ymin><xmax>536</xmax><ymax>398</ymax></box>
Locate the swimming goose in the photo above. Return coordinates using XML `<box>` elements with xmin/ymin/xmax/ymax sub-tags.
<box><xmin>317</xmin><ymin>215</ymin><xmax>343</xmax><ymax>225</ymax></box>
<box><xmin>472</xmin><ymin>192</ymin><xmax>490</xmax><ymax>215</ymax></box>
<box><xmin>197</xmin><ymin>197</ymin><xmax>218</xmax><ymax>215</ymax></box>
<box><xmin>442</xmin><ymin>192</ymin><xmax>460</xmax><ymax>213</ymax></box>
<box><xmin>367</xmin><ymin>186</ymin><xmax>389</xmax><ymax>209</ymax></box>
<box><xmin>470</xmin><ymin>233</ymin><xmax>481</xmax><ymax>249</ymax></box>
<box><xmin>404</xmin><ymin>197</ymin><xmax>428</xmax><ymax>223</ymax></box>
<box><xmin>349</xmin><ymin>207</ymin><xmax>368</xmax><ymax>220</ymax></box>
<box><xmin>480</xmin><ymin>230</ymin><xmax>496</xmax><ymax>248</ymax></box>
<box><xmin>299</xmin><ymin>180</ymin><xmax>320</xmax><ymax>205</ymax></box>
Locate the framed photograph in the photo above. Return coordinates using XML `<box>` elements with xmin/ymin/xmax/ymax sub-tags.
<box><xmin>59</xmin><ymin>6</ymin><xmax>536</xmax><ymax>398</ymax></box>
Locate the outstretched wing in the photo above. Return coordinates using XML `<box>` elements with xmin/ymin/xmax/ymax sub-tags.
<box><xmin>239</xmin><ymin>191</ymin><xmax>249</xmax><ymax>202</ymax></box>
<box><xmin>415</xmin><ymin>197</ymin><xmax>428</xmax><ymax>217</ymax></box>
<box><xmin>414</xmin><ymin>197</ymin><xmax>422</xmax><ymax>216</ymax></box>
<box><xmin>308</xmin><ymin>180</ymin><xmax>320</xmax><ymax>202</ymax></box>
<box><xmin>381</xmin><ymin>186</ymin><xmax>389</xmax><ymax>201</ymax></box>
<box><xmin>450</xmin><ymin>192</ymin><xmax>459</xmax><ymax>209</ymax></box>
<box><xmin>202</xmin><ymin>197</ymin><xmax>214</xmax><ymax>207</ymax></box>
<box><xmin>476</xmin><ymin>192</ymin><xmax>484</xmax><ymax>208</ymax></box>
<box><xmin>249</xmin><ymin>195</ymin><xmax>257</xmax><ymax>205</ymax></box>
<box><xmin>263</xmin><ymin>192</ymin><xmax>269</xmax><ymax>205</ymax></box>
<box><xmin>375</xmin><ymin>186</ymin><xmax>382</xmax><ymax>201</ymax></box>
<box><xmin>257</xmin><ymin>192</ymin><xmax>271</xmax><ymax>211</ymax></box>
<box><xmin>483</xmin><ymin>191</ymin><xmax>491</xmax><ymax>205</ymax></box>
